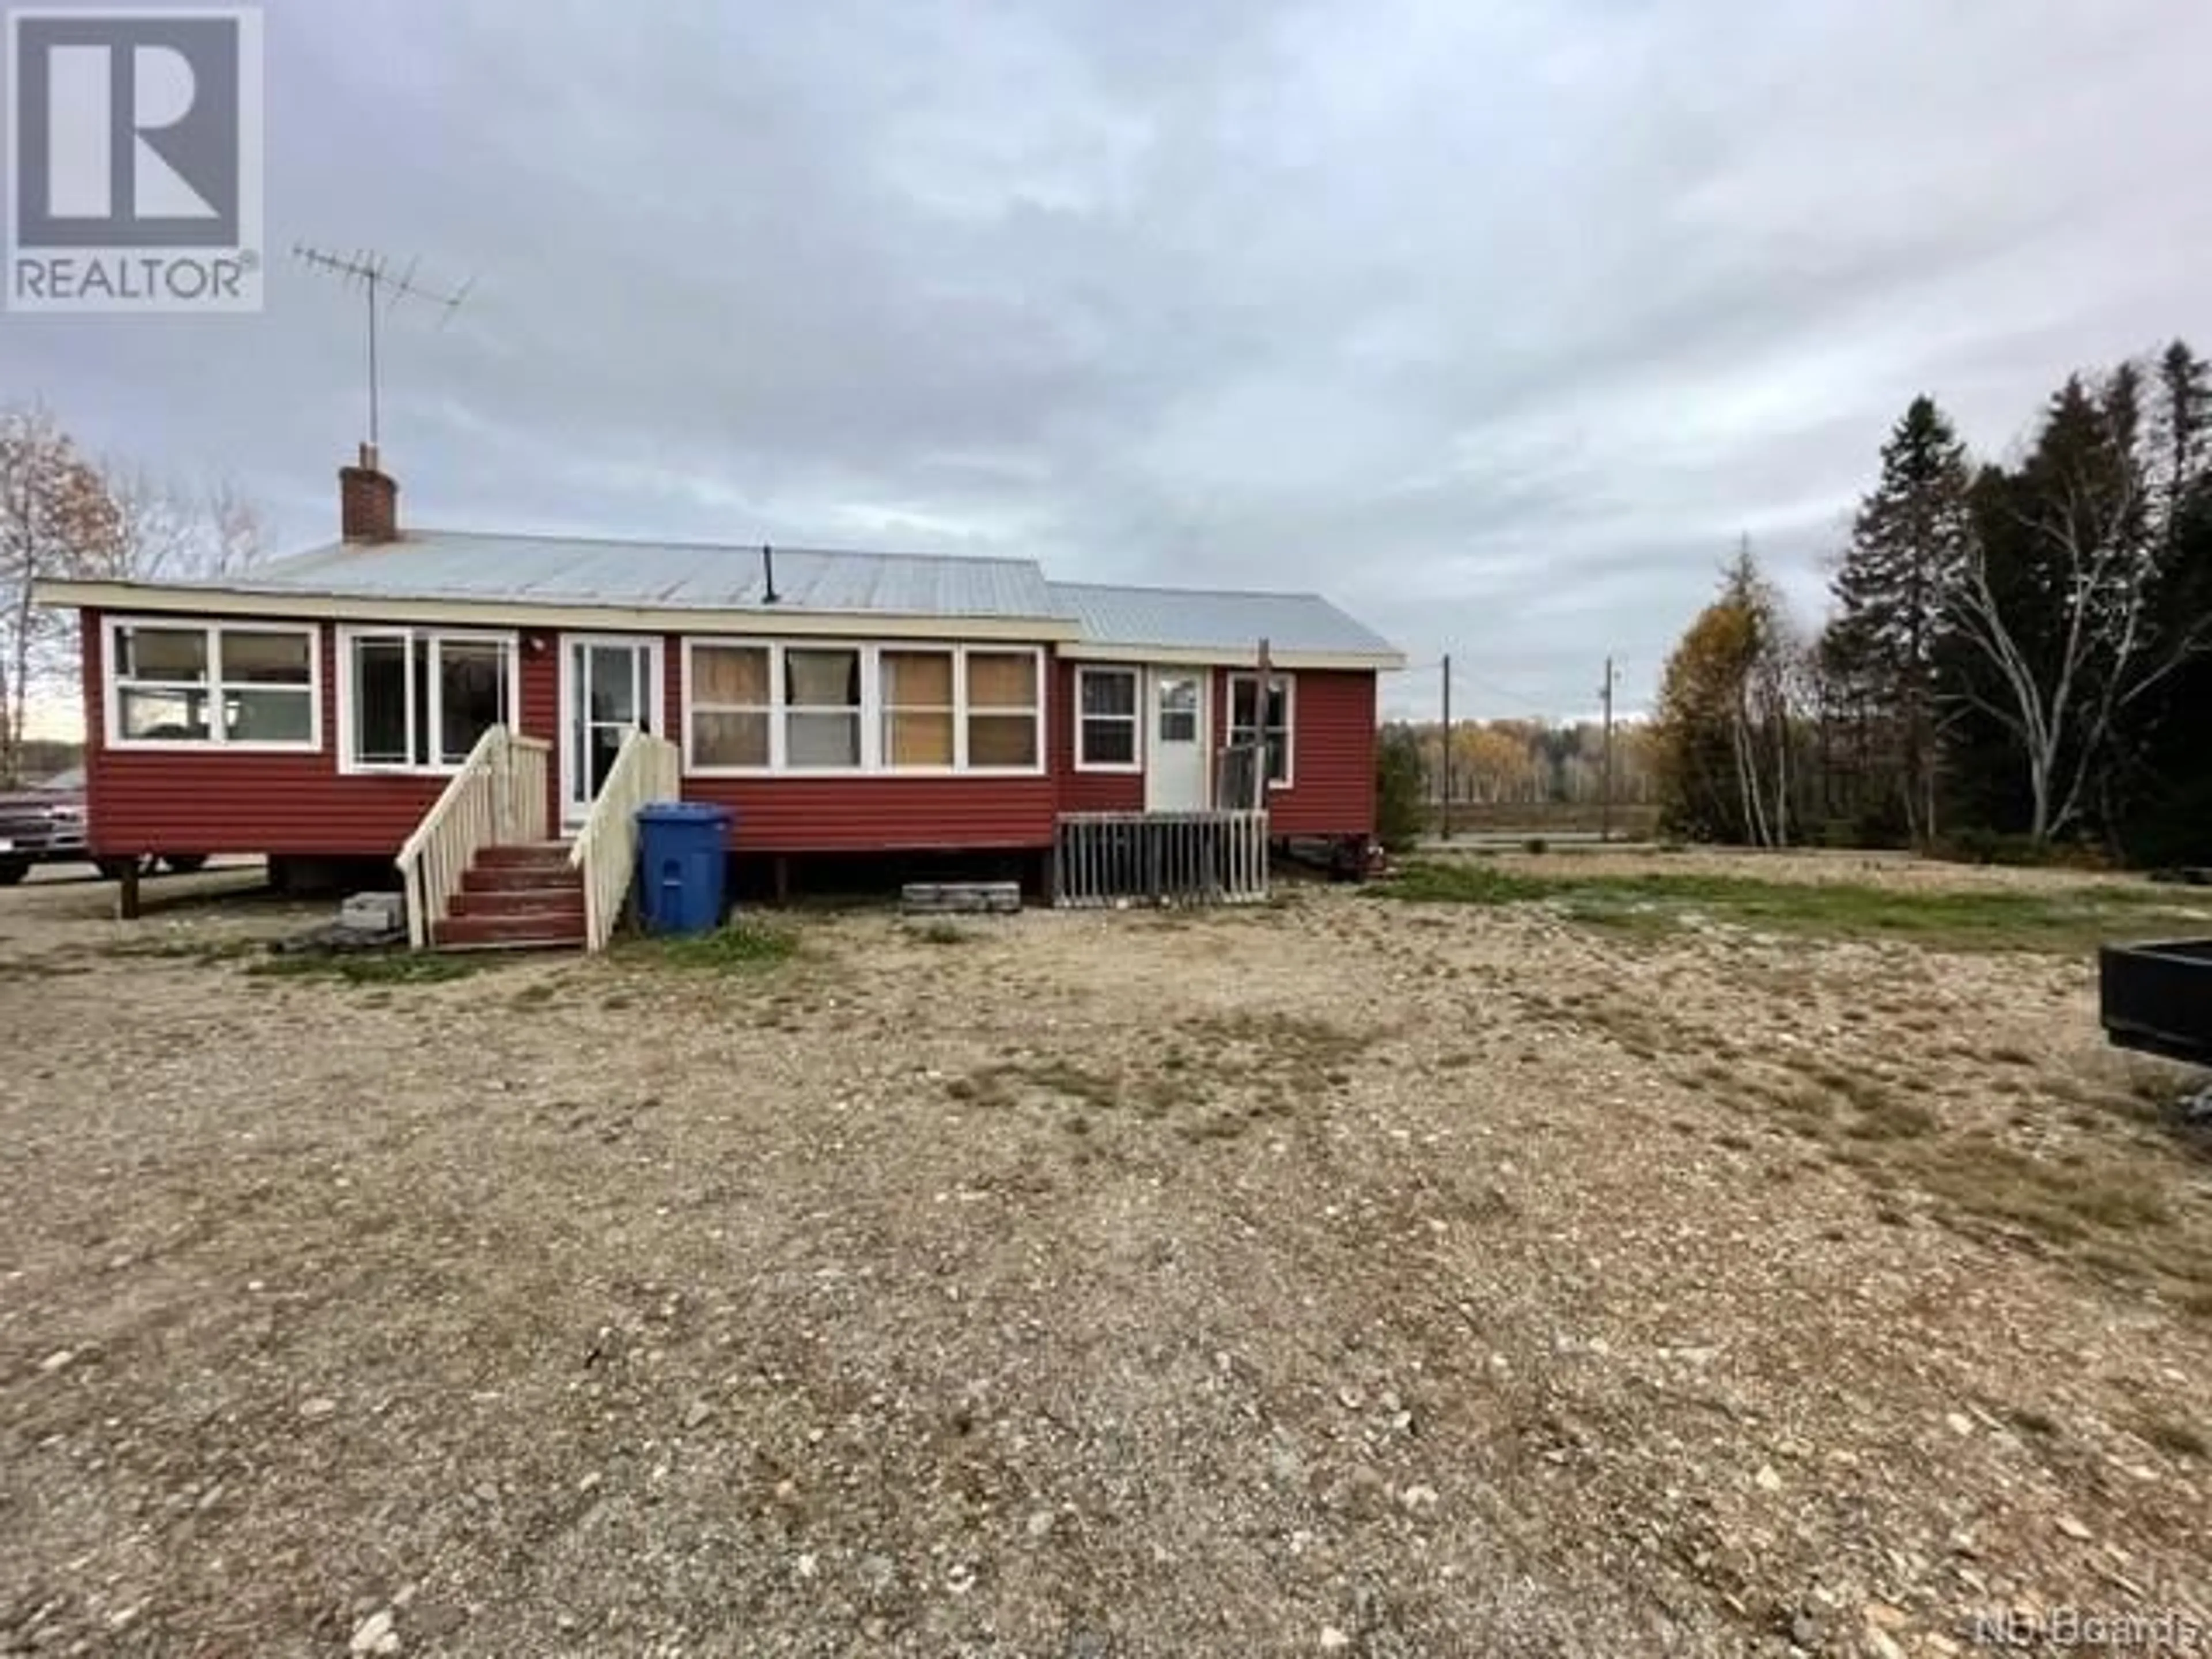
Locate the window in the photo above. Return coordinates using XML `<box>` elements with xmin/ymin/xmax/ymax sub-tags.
<box><xmin>965</xmin><ymin>651</ymin><xmax>1039</xmax><ymax>769</ymax></box>
<box><xmin>882</xmin><ymin>649</ymin><xmax>955</xmax><ymax>768</ymax></box>
<box><xmin>340</xmin><ymin>629</ymin><xmax>516</xmax><ymax>770</ymax></box>
<box><xmin>786</xmin><ymin>647</ymin><xmax>861</xmax><ymax>769</ymax></box>
<box><xmin>1229</xmin><ymin>672</ymin><xmax>1294</xmax><ymax>787</ymax></box>
<box><xmin>1077</xmin><ymin>666</ymin><xmax>1140</xmax><ymax>769</ymax></box>
<box><xmin>690</xmin><ymin>645</ymin><xmax>770</xmax><ymax>768</ymax></box>
<box><xmin>683</xmin><ymin>640</ymin><xmax>1047</xmax><ymax>774</ymax></box>
<box><xmin>107</xmin><ymin>620</ymin><xmax>317</xmax><ymax>748</ymax></box>
<box><xmin>1157</xmin><ymin>675</ymin><xmax>1199</xmax><ymax>743</ymax></box>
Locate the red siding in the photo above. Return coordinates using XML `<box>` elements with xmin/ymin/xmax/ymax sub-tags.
<box><xmin>84</xmin><ymin>611</ymin><xmax>562</xmax><ymax>858</ymax></box>
<box><xmin>1211</xmin><ymin>666</ymin><xmax>1377</xmax><ymax>838</ymax></box>
<box><xmin>1051</xmin><ymin>657</ymin><xmax>1143</xmax><ymax>813</ymax></box>
<box><xmin>78</xmin><ymin>613</ymin><xmax>1379</xmax><ymax>858</ymax></box>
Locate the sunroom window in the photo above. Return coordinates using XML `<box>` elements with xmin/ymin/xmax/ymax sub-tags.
<box><xmin>882</xmin><ymin>649</ymin><xmax>955</xmax><ymax>768</ymax></box>
<box><xmin>690</xmin><ymin>645</ymin><xmax>770</xmax><ymax>768</ymax></box>
<box><xmin>108</xmin><ymin>621</ymin><xmax>316</xmax><ymax>747</ymax></box>
<box><xmin>785</xmin><ymin>647</ymin><xmax>861</xmax><ymax>768</ymax></box>
<box><xmin>344</xmin><ymin>630</ymin><xmax>515</xmax><ymax>770</ymax></box>
<box><xmin>965</xmin><ymin>651</ymin><xmax>1039</xmax><ymax>768</ymax></box>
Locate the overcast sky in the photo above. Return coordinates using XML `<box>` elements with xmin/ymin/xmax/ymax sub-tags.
<box><xmin>9</xmin><ymin>0</ymin><xmax>2211</xmax><ymax>718</ymax></box>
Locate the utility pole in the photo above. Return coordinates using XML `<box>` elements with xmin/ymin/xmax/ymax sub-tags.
<box><xmin>1599</xmin><ymin>655</ymin><xmax>1619</xmax><ymax>843</ymax></box>
<box><xmin>1439</xmin><ymin>652</ymin><xmax>1453</xmax><ymax>842</ymax></box>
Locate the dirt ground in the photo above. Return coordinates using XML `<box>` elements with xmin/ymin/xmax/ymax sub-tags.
<box><xmin>3</xmin><ymin>857</ymin><xmax>2210</xmax><ymax>1657</ymax></box>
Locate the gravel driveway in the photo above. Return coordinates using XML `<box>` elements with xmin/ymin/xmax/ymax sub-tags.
<box><xmin>3</xmin><ymin>861</ymin><xmax>2209</xmax><ymax>1656</ymax></box>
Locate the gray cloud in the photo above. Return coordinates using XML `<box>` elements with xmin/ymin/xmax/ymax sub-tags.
<box><xmin>7</xmin><ymin>0</ymin><xmax>2210</xmax><ymax>718</ymax></box>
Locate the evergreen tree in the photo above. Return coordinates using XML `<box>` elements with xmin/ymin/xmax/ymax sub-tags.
<box><xmin>1825</xmin><ymin>396</ymin><xmax>1974</xmax><ymax>843</ymax></box>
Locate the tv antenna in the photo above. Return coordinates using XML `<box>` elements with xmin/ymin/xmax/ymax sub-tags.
<box><xmin>293</xmin><ymin>244</ymin><xmax>474</xmax><ymax>454</ymax></box>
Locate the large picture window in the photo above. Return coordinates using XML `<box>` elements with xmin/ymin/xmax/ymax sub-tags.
<box><xmin>1229</xmin><ymin>672</ymin><xmax>1294</xmax><ymax>787</ymax></box>
<box><xmin>1075</xmin><ymin>666</ymin><xmax>1139</xmax><ymax>769</ymax></box>
<box><xmin>341</xmin><ymin>628</ymin><xmax>517</xmax><ymax>771</ymax></box>
<box><xmin>683</xmin><ymin>641</ymin><xmax>1045</xmax><ymax>774</ymax></box>
<box><xmin>106</xmin><ymin>619</ymin><xmax>317</xmax><ymax>748</ymax></box>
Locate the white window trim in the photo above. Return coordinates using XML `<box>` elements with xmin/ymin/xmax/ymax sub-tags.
<box><xmin>336</xmin><ymin>624</ymin><xmax>522</xmax><ymax>775</ymax></box>
<box><xmin>681</xmin><ymin>639</ymin><xmax>1047</xmax><ymax>778</ymax></box>
<box><xmin>1074</xmin><ymin>664</ymin><xmax>1143</xmax><ymax>773</ymax></box>
<box><xmin>103</xmin><ymin>616</ymin><xmax>322</xmax><ymax>753</ymax></box>
<box><xmin>1228</xmin><ymin>671</ymin><xmax>1296</xmax><ymax>790</ymax></box>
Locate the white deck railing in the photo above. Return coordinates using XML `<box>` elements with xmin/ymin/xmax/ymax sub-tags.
<box><xmin>395</xmin><ymin>726</ymin><xmax>551</xmax><ymax>949</ymax></box>
<box><xmin>1055</xmin><ymin>809</ymin><xmax>1270</xmax><ymax>908</ymax></box>
<box><xmin>569</xmin><ymin>728</ymin><xmax>681</xmax><ymax>952</ymax></box>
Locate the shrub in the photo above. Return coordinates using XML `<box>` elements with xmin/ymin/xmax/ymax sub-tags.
<box><xmin>1374</xmin><ymin>727</ymin><xmax>1427</xmax><ymax>854</ymax></box>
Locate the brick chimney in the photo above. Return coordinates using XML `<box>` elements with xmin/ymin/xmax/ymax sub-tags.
<box><xmin>339</xmin><ymin>443</ymin><xmax>399</xmax><ymax>543</ymax></box>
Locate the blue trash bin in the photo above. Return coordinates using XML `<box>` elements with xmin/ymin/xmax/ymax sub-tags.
<box><xmin>635</xmin><ymin>802</ymin><xmax>733</xmax><ymax>934</ymax></box>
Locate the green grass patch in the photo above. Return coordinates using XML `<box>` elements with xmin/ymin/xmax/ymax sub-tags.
<box><xmin>628</xmin><ymin>922</ymin><xmax>798</xmax><ymax>973</ymax></box>
<box><xmin>244</xmin><ymin>950</ymin><xmax>485</xmax><ymax>986</ymax></box>
<box><xmin>1378</xmin><ymin>861</ymin><xmax>2198</xmax><ymax>952</ymax></box>
<box><xmin>909</xmin><ymin>920</ymin><xmax>971</xmax><ymax>946</ymax></box>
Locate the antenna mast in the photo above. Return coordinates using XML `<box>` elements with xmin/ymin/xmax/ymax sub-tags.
<box><xmin>293</xmin><ymin>244</ymin><xmax>473</xmax><ymax>456</ymax></box>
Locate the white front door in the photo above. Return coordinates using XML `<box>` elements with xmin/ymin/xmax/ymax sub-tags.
<box><xmin>1145</xmin><ymin>668</ymin><xmax>1209</xmax><ymax>812</ymax></box>
<box><xmin>561</xmin><ymin>635</ymin><xmax>663</xmax><ymax>825</ymax></box>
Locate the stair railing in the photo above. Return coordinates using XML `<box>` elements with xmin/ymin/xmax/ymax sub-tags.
<box><xmin>395</xmin><ymin>725</ymin><xmax>552</xmax><ymax>949</ymax></box>
<box><xmin>569</xmin><ymin>727</ymin><xmax>681</xmax><ymax>952</ymax></box>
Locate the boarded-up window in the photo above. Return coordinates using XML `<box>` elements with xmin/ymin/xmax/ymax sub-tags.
<box><xmin>965</xmin><ymin>651</ymin><xmax>1039</xmax><ymax>768</ymax></box>
<box><xmin>882</xmin><ymin>649</ymin><xmax>954</xmax><ymax>768</ymax></box>
<box><xmin>691</xmin><ymin>645</ymin><xmax>770</xmax><ymax>768</ymax></box>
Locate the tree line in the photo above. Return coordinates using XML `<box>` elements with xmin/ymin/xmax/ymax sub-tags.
<box><xmin>0</xmin><ymin>404</ymin><xmax>263</xmax><ymax>783</ymax></box>
<box><xmin>1384</xmin><ymin>717</ymin><xmax>1658</xmax><ymax>808</ymax></box>
<box><xmin>1653</xmin><ymin>340</ymin><xmax>2212</xmax><ymax>865</ymax></box>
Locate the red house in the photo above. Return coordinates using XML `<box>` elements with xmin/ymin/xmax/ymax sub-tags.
<box><xmin>36</xmin><ymin>451</ymin><xmax>1402</xmax><ymax>948</ymax></box>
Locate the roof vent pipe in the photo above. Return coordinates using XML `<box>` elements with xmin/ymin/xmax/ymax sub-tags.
<box><xmin>761</xmin><ymin>543</ymin><xmax>779</xmax><ymax>605</ymax></box>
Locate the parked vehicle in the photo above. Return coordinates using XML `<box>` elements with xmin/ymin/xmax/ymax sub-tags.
<box><xmin>0</xmin><ymin>768</ymin><xmax>207</xmax><ymax>885</ymax></box>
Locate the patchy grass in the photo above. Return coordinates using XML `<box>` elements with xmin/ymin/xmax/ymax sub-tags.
<box><xmin>244</xmin><ymin>950</ymin><xmax>487</xmax><ymax>987</ymax></box>
<box><xmin>1379</xmin><ymin>861</ymin><xmax>2196</xmax><ymax>952</ymax></box>
<box><xmin>99</xmin><ymin>934</ymin><xmax>265</xmax><ymax>965</ymax></box>
<box><xmin>628</xmin><ymin>922</ymin><xmax>799</xmax><ymax>974</ymax></box>
<box><xmin>909</xmin><ymin>920</ymin><xmax>972</xmax><ymax>946</ymax></box>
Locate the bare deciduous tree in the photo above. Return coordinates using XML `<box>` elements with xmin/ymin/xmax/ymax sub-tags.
<box><xmin>0</xmin><ymin>407</ymin><xmax>124</xmax><ymax>783</ymax></box>
<box><xmin>1950</xmin><ymin>400</ymin><xmax>2210</xmax><ymax>843</ymax></box>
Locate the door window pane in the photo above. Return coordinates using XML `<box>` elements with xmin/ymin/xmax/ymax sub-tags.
<box><xmin>1158</xmin><ymin>676</ymin><xmax>1199</xmax><ymax>743</ymax></box>
<box><xmin>588</xmin><ymin>645</ymin><xmax>639</xmax><ymax>724</ymax></box>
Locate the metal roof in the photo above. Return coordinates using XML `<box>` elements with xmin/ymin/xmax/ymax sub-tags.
<box><xmin>1047</xmin><ymin>581</ymin><xmax>1401</xmax><ymax>661</ymax></box>
<box><xmin>230</xmin><ymin>530</ymin><xmax>1056</xmax><ymax>619</ymax></box>
<box><xmin>63</xmin><ymin>527</ymin><xmax>1400</xmax><ymax>661</ymax></box>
